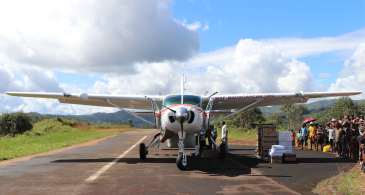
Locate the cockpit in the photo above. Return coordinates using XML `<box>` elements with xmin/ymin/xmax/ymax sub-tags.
<box><xmin>162</xmin><ymin>95</ymin><xmax>202</xmax><ymax>109</ymax></box>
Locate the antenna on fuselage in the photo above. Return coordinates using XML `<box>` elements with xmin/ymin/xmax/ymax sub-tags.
<box><xmin>181</xmin><ymin>74</ymin><xmax>186</xmax><ymax>104</ymax></box>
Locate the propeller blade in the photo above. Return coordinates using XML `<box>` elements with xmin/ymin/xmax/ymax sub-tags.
<box><xmin>145</xmin><ymin>96</ymin><xmax>176</xmax><ymax>113</ymax></box>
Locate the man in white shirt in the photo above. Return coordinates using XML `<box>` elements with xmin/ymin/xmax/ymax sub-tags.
<box><xmin>328</xmin><ymin>124</ymin><xmax>335</xmax><ymax>153</ymax></box>
<box><xmin>221</xmin><ymin>121</ymin><xmax>229</xmax><ymax>154</ymax></box>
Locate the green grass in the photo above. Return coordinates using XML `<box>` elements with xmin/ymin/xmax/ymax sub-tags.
<box><xmin>0</xmin><ymin>119</ymin><xmax>133</xmax><ymax>161</ymax></box>
<box><xmin>313</xmin><ymin>164</ymin><xmax>365</xmax><ymax>195</ymax></box>
<box><xmin>335</xmin><ymin>165</ymin><xmax>365</xmax><ymax>195</ymax></box>
<box><xmin>217</xmin><ymin>127</ymin><xmax>257</xmax><ymax>141</ymax></box>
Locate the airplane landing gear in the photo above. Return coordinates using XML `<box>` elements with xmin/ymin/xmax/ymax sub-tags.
<box><xmin>139</xmin><ymin>143</ymin><xmax>147</xmax><ymax>159</ymax></box>
<box><xmin>176</xmin><ymin>152</ymin><xmax>188</xmax><ymax>170</ymax></box>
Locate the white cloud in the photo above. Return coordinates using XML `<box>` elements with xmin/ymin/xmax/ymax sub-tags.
<box><xmin>0</xmin><ymin>0</ymin><xmax>201</xmax><ymax>75</ymax></box>
<box><xmin>319</xmin><ymin>73</ymin><xmax>331</xmax><ymax>77</ymax></box>
<box><xmin>202</xmin><ymin>22</ymin><xmax>209</xmax><ymax>31</ymax></box>
<box><xmin>328</xmin><ymin>43</ymin><xmax>365</xmax><ymax>99</ymax></box>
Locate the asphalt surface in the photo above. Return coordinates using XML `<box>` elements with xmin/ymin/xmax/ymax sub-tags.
<box><xmin>0</xmin><ymin>129</ymin><xmax>356</xmax><ymax>195</ymax></box>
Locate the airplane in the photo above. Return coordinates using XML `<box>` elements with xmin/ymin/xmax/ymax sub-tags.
<box><xmin>6</xmin><ymin>75</ymin><xmax>362</xmax><ymax>170</ymax></box>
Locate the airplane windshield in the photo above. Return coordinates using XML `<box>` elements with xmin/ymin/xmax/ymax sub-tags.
<box><xmin>163</xmin><ymin>95</ymin><xmax>202</xmax><ymax>108</ymax></box>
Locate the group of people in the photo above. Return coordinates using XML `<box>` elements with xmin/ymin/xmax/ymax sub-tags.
<box><xmin>294</xmin><ymin>115</ymin><xmax>365</xmax><ymax>172</ymax></box>
<box><xmin>200</xmin><ymin>121</ymin><xmax>229</xmax><ymax>154</ymax></box>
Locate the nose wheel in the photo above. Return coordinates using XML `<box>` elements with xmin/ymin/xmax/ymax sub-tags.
<box><xmin>176</xmin><ymin>153</ymin><xmax>188</xmax><ymax>170</ymax></box>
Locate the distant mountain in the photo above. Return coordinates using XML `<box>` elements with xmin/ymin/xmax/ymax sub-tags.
<box><xmin>260</xmin><ymin>99</ymin><xmax>365</xmax><ymax>117</ymax></box>
<box><xmin>28</xmin><ymin>111</ymin><xmax>154</xmax><ymax>127</ymax></box>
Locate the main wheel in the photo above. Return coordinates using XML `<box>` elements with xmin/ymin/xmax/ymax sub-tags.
<box><xmin>176</xmin><ymin>153</ymin><xmax>188</xmax><ymax>170</ymax></box>
<box><xmin>139</xmin><ymin>143</ymin><xmax>146</xmax><ymax>159</ymax></box>
<box><xmin>219</xmin><ymin>143</ymin><xmax>226</xmax><ymax>159</ymax></box>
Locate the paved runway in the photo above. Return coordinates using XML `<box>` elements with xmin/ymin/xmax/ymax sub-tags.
<box><xmin>0</xmin><ymin>129</ymin><xmax>355</xmax><ymax>194</ymax></box>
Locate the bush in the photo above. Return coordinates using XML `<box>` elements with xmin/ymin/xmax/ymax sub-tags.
<box><xmin>0</xmin><ymin>112</ymin><xmax>33</xmax><ymax>136</ymax></box>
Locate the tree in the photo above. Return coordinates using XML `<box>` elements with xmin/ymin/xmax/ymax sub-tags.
<box><xmin>279</xmin><ymin>104</ymin><xmax>296</xmax><ymax>131</ymax></box>
<box><xmin>269</xmin><ymin>112</ymin><xmax>283</xmax><ymax>126</ymax></box>
<box><xmin>0</xmin><ymin>112</ymin><xmax>33</xmax><ymax>136</ymax></box>
<box><xmin>126</xmin><ymin>119</ymin><xmax>133</xmax><ymax>127</ymax></box>
<box><xmin>326</xmin><ymin>97</ymin><xmax>359</xmax><ymax>120</ymax></box>
<box><xmin>295</xmin><ymin>104</ymin><xmax>309</xmax><ymax>130</ymax></box>
<box><xmin>232</xmin><ymin>107</ymin><xmax>265</xmax><ymax>131</ymax></box>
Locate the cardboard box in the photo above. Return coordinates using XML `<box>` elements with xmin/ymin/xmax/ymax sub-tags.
<box><xmin>284</xmin><ymin>157</ymin><xmax>296</xmax><ymax>162</ymax></box>
<box><xmin>271</xmin><ymin>156</ymin><xmax>282</xmax><ymax>164</ymax></box>
<box><xmin>283</xmin><ymin>153</ymin><xmax>296</xmax><ymax>157</ymax></box>
<box><xmin>278</xmin><ymin>141</ymin><xmax>292</xmax><ymax>150</ymax></box>
<box><xmin>277</xmin><ymin>131</ymin><xmax>292</xmax><ymax>142</ymax></box>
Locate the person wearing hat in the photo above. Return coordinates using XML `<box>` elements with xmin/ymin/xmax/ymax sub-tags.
<box><xmin>355</xmin><ymin>117</ymin><xmax>360</xmax><ymax>125</ymax></box>
<box><xmin>308</xmin><ymin>122</ymin><xmax>317</xmax><ymax>150</ymax></box>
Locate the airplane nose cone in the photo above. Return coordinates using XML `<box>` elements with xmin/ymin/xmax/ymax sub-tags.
<box><xmin>175</xmin><ymin>107</ymin><xmax>189</xmax><ymax>123</ymax></box>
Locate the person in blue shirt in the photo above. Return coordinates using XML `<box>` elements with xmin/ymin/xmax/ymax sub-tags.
<box><xmin>300</xmin><ymin>123</ymin><xmax>309</xmax><ymax>150</ymax></box>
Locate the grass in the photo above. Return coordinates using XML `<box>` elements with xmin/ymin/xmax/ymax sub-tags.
<box><xmin>215</xmin><ymin>127</ymin><xmax>258</xmax><ymax>146</ymax></box>
<box><xmin>313</xmin><ymin>164</ymin><xmax>365</xmax><ymax>195</ymax></box>
<box><xmin>0</xmin><ymin>119</ymin><xmax>135</xmax><ymax>161</ymax></box>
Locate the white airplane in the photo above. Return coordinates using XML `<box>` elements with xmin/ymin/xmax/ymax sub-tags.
<box><xmin>6</xmin><ymin>75</ymin><xmax>362</xmax><ymax>170</ymax></box>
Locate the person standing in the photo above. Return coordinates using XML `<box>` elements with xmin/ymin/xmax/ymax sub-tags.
<box><xmin>316</xmin><ymin>124</ymin><xmax>324</xmax><ymax>151</ymax></box>
<box><xmin>335</xmin><ymin>122</ymin><xmax>342</xmax><ymax>157</ymax></box>
<box><xmin>300</xmin><ymin>123</ymin><xmax>308</xmax><ymax>150</ymax></box>
<box><xmin>360</xmin><ymin>116</ymin><xmax>364</xmax><ymax>123</ymax></box>
<box><xmin>291</xmin><ymin>130</ymin><xmax>295</xmax><ymax>148</ymax></box>
<box><xmin>328</xmin><ymin>124</ymin><xmax>335</xmax><ymax>154</ymax></box>
<box><xmin>338</xmin><ymin>116</ymin><xmax>343</xmax><ymax>124</ymax></box>
<box><xmin>221</xmin><ymin>121</ymin><xmax>229</xmax><ymax>154</ymax></box>
<box><xmin>308</xmin><ymin>122</ymin><xmax>317</xmax><ymax>150</ymax></box>
<box><xmin>211</xmin><ymin>125</ymin><xmax>218</xmax><ymax>151</ymax></box>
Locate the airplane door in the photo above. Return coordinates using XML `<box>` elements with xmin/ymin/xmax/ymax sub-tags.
<box><xmin>151</xmin><ymin>100</ymin><xmax>161</xmax><ymax>129</ymax></box>
<box><xmin>204</xmin><ymin>99</ymin><xmax>214</xmax><ymax>129</ymax></box>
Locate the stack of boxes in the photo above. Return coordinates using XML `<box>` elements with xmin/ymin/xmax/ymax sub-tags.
<box><xmin>256</xmin><ymin>125</ymin><xmax>277</xmax><ymax>160</ymax></box>
<box><xmin>256</xmin><ymin>126</ymin><xmax>297</xmax><ymax>163</ymax></box>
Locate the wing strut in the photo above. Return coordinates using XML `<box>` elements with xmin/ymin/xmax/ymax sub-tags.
<box><xmin>105</xmin><ymin>99</ymin><xmax>156</xmax><ymax>127</ymax></box>
<box><xmin>211</xmin><ymin>99</ymin><xmax>263</xmax><ymax>126</ymax></box>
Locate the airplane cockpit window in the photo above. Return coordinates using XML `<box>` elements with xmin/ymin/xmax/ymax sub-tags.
<box><xmin>163</xmin><ymin>95</ymin><xmax>202</xmax><ymax>108</ymax></box>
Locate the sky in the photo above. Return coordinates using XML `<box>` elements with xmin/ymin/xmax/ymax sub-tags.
<box><xmin>0</xmin><ymin>0</ymin><xmax>364</xmax><ymax>115</ymax></box>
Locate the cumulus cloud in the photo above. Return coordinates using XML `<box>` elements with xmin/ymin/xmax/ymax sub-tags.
<box><xmin>319</xmin><ymin>73</ymin><xmax>331</xmax><ymax>77</ymax></box>
<box><xmin>328</xmin><ymin>43</ymin><xmax>365</xmax><ymax>99</ymax></box>
<box><xmin>0</xmin><ymin>0</ymin><xmax>201</xmax><ymax>75</ymax></box>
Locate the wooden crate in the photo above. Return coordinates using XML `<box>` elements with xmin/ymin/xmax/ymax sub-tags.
<box><xmin>261</xmin><ymin>136</ymin><xmax>277</xmax><ymax>142</ymax></box>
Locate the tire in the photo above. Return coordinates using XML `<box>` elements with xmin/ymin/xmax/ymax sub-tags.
<box><xmin>219</xmin><ymin>143</ymin><xmax>226</xmax><ymax>159</ymax></box>
<box><xmin>139</xmin><ymin>143</ymin><xmax>146</xmax><ymax>160</ymax></box>
<box><xmin>176</xmin><ymin>153</ymin><xmax>188</xmax><ymax>170</ymax></box>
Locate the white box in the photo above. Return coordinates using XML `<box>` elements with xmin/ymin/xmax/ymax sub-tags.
<box><xmin>271</xmin><ymin>145</ymin><xmax>285</xmax><ymax>150</ymax></box>
<box><xmin>269</xmin><ymin>152</ymin><xmax>283</xmax><ymax>156</ymax></box>
<box><xmin>270</xmin><ymin>149</ymin><xmax>285</xmax><ymax>153</ymax></box>
<box><xmin>277</xmin><ymin>131</ymin><xmax>292</xmax><ymax>142</ymax></box>
<box><xmin>279</xmin><ymin>141</ymin><xmax>292</xmax><ymax>150</ymax></box>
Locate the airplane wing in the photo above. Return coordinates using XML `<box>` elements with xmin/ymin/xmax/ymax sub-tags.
<box><xmin>6</xmin><ymin>92</ymin><xmax>162</xmax><ymax>110</ymax></box>
<box><xmin>206</xmin><ymin>91</ymin><xmax>362</xmax><ymax>110</ymax></box>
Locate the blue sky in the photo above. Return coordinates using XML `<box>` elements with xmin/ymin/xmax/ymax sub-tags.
<box><xmin>0</xmin><ymin>0</ymin><xmax>364</xmax><ymax>115</ymax></box>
